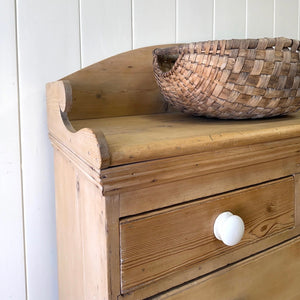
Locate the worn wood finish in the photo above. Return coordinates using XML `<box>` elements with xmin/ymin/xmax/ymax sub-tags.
<box><xmin>100</xmin><ymin>136</ymin><xmax>300</xmax><ymax>194</ymax></box>
<box><xmin>62</xmin><ymin>45</ymin><xmax>173</xmax><ymax>121</ymax></box>
<box><xmin>53</xmin><ymin>147</ymin><xmax>120</xmax><ymax>300</ymax></box>
<box><xmin>152</xmin><ymin>236</ymin><xmax>300</xmax><ymax>300</ymax></box>
<box><xmin>47</xmin><ymin>45</ymin><xmax>300</xmax><ymax>300</ymax></box>
<box><xmin>120</xmin><ymin>177</ymin><xmax>295</xmax><ymax>293</ymax></box>
<box><xmin>47</xmin><ymin>80</ymin><xmax>110</xmax><ymax>169</ymax></box>
<box><xmin>120</xmin><ymin>226</ymin><xmax>300</xmax><ymax>300</ymax></box>
<box><xmin>71</xmin><ymin>111</ymin><xmax>300</xmax><ymax>167</ymax></box>
<box><xmin>119</xmin><ymin>155</ymin><xmax>300</xmax><ymax>217</ymax></box>
<box><xmin>294</xmin><ymin>173</ymin><xmax>300</xmax><ymax>226</ymax></box>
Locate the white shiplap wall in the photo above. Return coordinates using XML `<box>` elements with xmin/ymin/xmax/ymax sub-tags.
<box><xmin>16</xmin><ymin>1</ymin><xmax>81</xmax><ymax>299</ymax></box>
<box><xmin>1</xmin><ymin>0</ymin><xmax>299</xmax><ymax>299</ymax></box>
<box><xmin>0</xmin><ymin>1</ymin><xmax>26</xmax><ymax>299</ymax></box>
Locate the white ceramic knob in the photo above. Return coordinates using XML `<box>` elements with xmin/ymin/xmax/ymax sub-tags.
<box><xmin>213</xmin><ymin>212</ymin><xmax>245</xmax><ymax>246</ymax></box>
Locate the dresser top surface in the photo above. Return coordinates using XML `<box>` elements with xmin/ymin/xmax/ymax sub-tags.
<box><xmin>71</xmin><ymin>111</ymin><xmax>300</xmax><ymax>167</ymax></box>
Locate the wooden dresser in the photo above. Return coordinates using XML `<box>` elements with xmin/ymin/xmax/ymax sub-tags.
<box><xmin>47</xmin><ymin>45</ymin><xmax>300</xmax><ymax>300</ymax></box>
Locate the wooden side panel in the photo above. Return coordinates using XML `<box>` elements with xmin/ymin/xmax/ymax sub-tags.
<box><xmin>46</xmin><ymin>81</ymin><xmax>107</xmax><ymax>169</ymax></box>
<box><xmin>275</xmin><ymin>0</ymin><xmax>298</xmax><ymax>39</ymax></box>
<box><xmin>132</xmin><ymin>0</ymin><xmax>176</xmax><ymax>49</ymax></box>
<box><xmin>214</xmin><ymin>0</ymin><xmax>246</xmax><ymax>39</ymax></box>
<box><xmin>54</xmin><ymin>149</ymin><xmax>85</xmax><ymax>300</ymax></box>
<box><xmin>120</xmin><ymin>177</ymin><xmax>295</xmax><ymax>293</ymax></box>
<box><xmin>0</xmin><ymin>1</ymin><xmax>26</xmax><ymax>299</ymax></box>
<box><xmin>53</xmin><ymin>148</ymin><xmax>117</xmax><ymax>300</ymax></box>
<box><xmin>80</xmin><ymin>0</ymin><xmax>132</xmax><ymax>67</ymax></box>
<box><xmin>154</xmin><ymin>237</ymin><xmax>300</xmax><ymax>300</ymax></box>
<box><xmin>176</xmin><ymin>0</ymin><xmax>214</xmax><ymax>43</ymax></box>
<box><xmin>247</xmin><ymin>0</ymin><xmax>274</xmax><ymax>38</ymax></box>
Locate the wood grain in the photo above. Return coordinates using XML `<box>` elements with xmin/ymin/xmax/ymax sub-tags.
<box><xmin>153</xmin><ymin>236</ymin><xmax>300</xmax><ymax>300</ymax></box>
<box><xmin>71</xmin><ymin>111</ymin><xmax>300</xmax><ymax>167</ymax></box>
<box><xmin>54</xmin><ymin>147</ymin><xmax>118</xmax><ymax>300</ymax></box>
<box><xmin>46</xmin><ymin>80</ymin><xmax>110</xmax><ymax>169</ymax></box>
<box><xmin>48</xmin><ymin>42</ymin><xmax>300</xmax><ymax>300</ymax></box>
<box><xmin>120</xmin><ymin>227</ymin><xmax>300</xmax><ymax>300</ymax></box>
<box><xmin>102</xmin><ymin>137</ymin><xmax>300</xmax><ymax>195</ymax></box>
<box><xmin>63</xmin><ymin>45</ymin><xmax>174</xmax><ymax>121</ymax></box>
<box><xmin>119</xmin><ymin>155</ymin><xmax>300</xmax><ymax>217</ymax></box>
<box><xmin>120</xmin><ymin>177</ymin><xmax>295</xmax><ymax>293</ymax></box>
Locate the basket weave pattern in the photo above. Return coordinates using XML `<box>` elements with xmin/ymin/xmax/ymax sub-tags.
<box><xmin>153</xmin><ymin>37</ymin><xmax>300</xmax><ymax>119</ymax></box>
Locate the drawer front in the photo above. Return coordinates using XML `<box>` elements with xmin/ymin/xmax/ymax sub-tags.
<box><xmin>120</xmin><ymin>177</ymin><xmax>295</xmax><ymax>293</ymax></box>
<box><xmin>153</xmin><ymin>236</ymin><xmax>300</xmax><ymax>300</ymax></box>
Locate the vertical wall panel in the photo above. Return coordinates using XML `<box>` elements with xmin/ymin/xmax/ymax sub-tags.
<box><xmin>80</xmin><ymin>0</ymin><xmax>132</xmax><ymax>67</ymax></box>
<box><xmin>247</xmin><ymin>0</ymin><xmax>274</xmax><ymax>38</ymax></box>
<box><xmin>215</xmin><ymin>0</ymin><xmax>246</xmax><ymax>39</ymax></box>
<box><xmin>176</xmin><ymin>0</ymin><xmax>214</xmax><ymax>43</ymax></box>
<box><xmin>0</xmin><ymin>1</ymin><xmax>26</xmax><ymax>299</ymax></box>
<box><xmin>16</xmin><ymin>0</ymin><xmax>81</xmax><ymax>299</ymax></box>
<box><xmin>133</xmin><ymin>0</ymin><xmax>176</xmax><ymax>48</ymax></box>
<box><xmin>0</xmin><ymin>1</ymin><xmax>299</xmax><ymax>299</ymax></box>
<box><xmin>275</xmin><ymin>0</ymin><xmax>298</xmax><ymax>39</ymax></box>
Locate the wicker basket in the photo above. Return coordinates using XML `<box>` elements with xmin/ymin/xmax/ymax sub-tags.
<box><xmin>153</xmin><ymin>37</ymin><xmax>300</xmax><ymax>119</ymax></box>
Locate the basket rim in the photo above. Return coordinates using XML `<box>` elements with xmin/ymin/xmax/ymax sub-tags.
<box><xmin>153</xmin><ymin>37</ymin><xmax>300</xmax><ymax>77</ymax></box>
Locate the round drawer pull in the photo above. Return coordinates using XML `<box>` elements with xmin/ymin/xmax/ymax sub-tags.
<box><xmin>213</xmin><ymin>212</ymin><xmax>245</xmax><ymax>246</ymax></box>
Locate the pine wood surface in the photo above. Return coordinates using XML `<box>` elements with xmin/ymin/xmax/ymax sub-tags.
<box><xmin>62</xmin><ymin>45</ymin><xmax>173</xmax><ymax>121</ymax></box>
<box><xmin>71</xmin><ymin>111</ymin><xmax>300</xmax><ymax>167</ymax></box>
<box><xmin>152</xmin><ymin>236</ymin><xmax>300</xmax><ymax>300</ymax></box>
<box><xmin>120</xmin><ymin>177</ymin><xmax>294</xmax><ymax>293</ymax></box>
<box><xmin>54</xmin><ymin>148</ymin><xmax>107</xmax><ymax>299</ymax></box>
<box><xmin>53</xmin><ymin>148</ymin><xmax>120</xmax><ymax>299</ymax></box>
<box><xmin>46</xmin><ymin>80</ymin><xmax>110</xmax><ymax>170</ymax></box>
<box><xmin>47</xmin><ymin>44</ymin><xmax>300</xmax><ymax>300</ymax></box>
<box><xmin>119</xmin><ymin>227</ymin><xmax>300</xmax><ymax>300</ymax></box>
<box><xmin>119</xmin><ymin>155</ymin><xmax>300</xmax><ymax>217</ymax></box>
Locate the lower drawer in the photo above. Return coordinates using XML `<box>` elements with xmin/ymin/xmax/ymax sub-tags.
<box><xmin>153</xmin><ymin>236</ymin><xmax>300</xmax><ymax>300</ymax></box>
<box><xmin>120</xmin><ymin>177</ymin><xmax>295</xmax><ymax>293</ymax></box>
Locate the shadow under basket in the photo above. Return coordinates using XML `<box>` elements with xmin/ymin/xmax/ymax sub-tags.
<box><xmin>153</xmin><ymin>37</ymin><xmax>300</xmax><ymax>119</ymax></box>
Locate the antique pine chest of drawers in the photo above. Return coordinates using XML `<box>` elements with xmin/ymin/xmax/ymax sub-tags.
<box><xmin>47</xmin><ymin>45</ymin><xmax>300</xmax><ymax>300</ymax></box>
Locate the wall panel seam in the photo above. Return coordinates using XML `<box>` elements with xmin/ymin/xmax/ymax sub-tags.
<box><xmin>131</xmin><ymin>0</ymin><xmax>135</xmax><ymax>49</ymax></box>
<box><xmin>212</xmin><ymin>0</ymin><xmax>216</xmax><ymax>39</ymax></box>
<box><xmin>273</xmin><ymin>0</ymin><xmax>276</xmax><ymax>37</ymax></box>
<box><xmin>298</xmin><ymin>0</ymin><xmax>300</xmax><ymax>39</ymax></box>
<box><xmin>78</xmin><ymin>0</ymin><xmax>83</xmax><ymax>68</ymax></box>
<box><xmin>131</xmin><ymin>0</ymin><xmax>134</xmax><ymax>49</ymax></box>
<box><xmin>245</xmin><ymin>0</ymin><xmax>248</xmax><ymax>38</ymax></box>
<box><xmin>14</xmin><ymin>0</ymin><xmax>28</xmax><ymax>299</ymax></box>
<box><xmin>175</xmin><ymin>0</ymin><xmax>178</xmax><ymax>43</ymax></box>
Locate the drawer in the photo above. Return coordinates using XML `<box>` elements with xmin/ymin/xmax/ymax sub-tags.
<box><xmin>152</xmin><ymin>236</ymin><xmax>300</xmax><ymax>300</ymax></box>
<box><xmin>120</xmin><ymin>177</ymin><xmax>295</xmax><ymax>293</ymax></box>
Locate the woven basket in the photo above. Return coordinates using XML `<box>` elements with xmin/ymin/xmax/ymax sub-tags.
<box><xmin>153</xmin><ymin>37</ymin><xmax>300</xmax><ymax>119</ymax></box>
